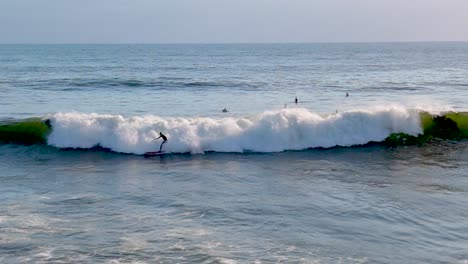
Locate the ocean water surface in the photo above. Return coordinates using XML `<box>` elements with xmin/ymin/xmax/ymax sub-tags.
<box><xmin>0</xmin><ymin>43</ymin><xmax>468</xmax><ymax>263</ymax></box>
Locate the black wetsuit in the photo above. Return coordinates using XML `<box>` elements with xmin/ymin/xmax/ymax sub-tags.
<box><xmin>157</xmin><ymin>133</ymin><xmax>167</xmax><ymax>151</ymax></box>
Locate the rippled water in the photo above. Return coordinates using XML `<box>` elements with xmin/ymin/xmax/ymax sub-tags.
<box><xmin>1</xmin><ymin>43</ymin><xmax>468</xmax><ymax>118</ymax></box>
<box><xmin>1</xmin><ymin>142</ymin><xmax>467</xmax><ymax>263</ymax></box>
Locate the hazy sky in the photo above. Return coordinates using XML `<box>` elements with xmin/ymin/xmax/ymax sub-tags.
<box><xmin>1</xmin><ymin>0</ymin><xmax>467</xmax><ymax>43</ymax></box>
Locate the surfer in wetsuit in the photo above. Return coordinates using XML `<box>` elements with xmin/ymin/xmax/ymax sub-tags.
<box><xmin>155</xmin><ymin>132</ymin><xmax>168</xmax><ymax>152</ymax></box>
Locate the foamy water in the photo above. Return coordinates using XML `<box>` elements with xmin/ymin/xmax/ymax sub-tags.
<box><xmin>47</xmin><ymin>106</ymin><xmax>423</xmax><ymax>154</ymax></box>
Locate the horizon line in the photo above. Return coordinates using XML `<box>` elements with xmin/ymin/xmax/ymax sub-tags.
<box><xmin>1</xmin><ymin>40</ymin><xmax>468</xmax><ymax>45</ymax></box>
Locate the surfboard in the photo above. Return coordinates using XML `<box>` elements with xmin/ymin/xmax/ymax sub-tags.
<box><xmin>144</xmin><ymin>151</ymin><xmax>166</xmax><ymax>157</ymax></box>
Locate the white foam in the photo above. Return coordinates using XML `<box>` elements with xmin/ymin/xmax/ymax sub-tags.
<box><xmin>47</xmin><ymin>107</ymin><xmax>422</xmax><ymax>154</ymax></box>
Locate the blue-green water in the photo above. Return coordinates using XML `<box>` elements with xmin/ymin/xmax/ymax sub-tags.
<box><xmin>1</xmin><ymin>43</ymin><xmax>467</xmax><ymax>118</ymax></box>
<box><xmin>0</xmin><ymin>43</ymin><xmax>468</xmax><ymax>263</ymax></box>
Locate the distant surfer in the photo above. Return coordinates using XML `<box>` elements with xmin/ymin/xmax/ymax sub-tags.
<box><xmin>346</xmin><ymin>92</ymin><xmax>349</xmax><ymax>97</ymax></box>
<box><xmin>155</xmin><ymin>132</ymin><xmax>167</xmax><ymax>152</ymax></box>
<box><xmin>295</xmin><ymin>96</ymin><xmax>298</xmax><ymax>104</ymax></box>
<box><xmin>222</xmin><ymin>108</ymin><xmax>228</xmax><ymax>113</ymax></box>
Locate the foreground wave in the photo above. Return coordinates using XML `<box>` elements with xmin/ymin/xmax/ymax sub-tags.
<box><xmin>1</xmin><ymin>108</ymin><xmax>467</xmax><ymax>154</ymax></box>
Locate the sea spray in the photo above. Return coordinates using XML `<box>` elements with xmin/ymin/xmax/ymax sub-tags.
<box><xmin>47</xmin><ymin>107</ymin><xmax>423</xmax><ymax>154</ymax></box>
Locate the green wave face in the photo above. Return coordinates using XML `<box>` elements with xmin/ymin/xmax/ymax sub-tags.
<box><xmin>422</xmin><ymin>111</ymin><xmax>468</xmax><ymax>139</ymax></box>
<box><xmin>444</xmin><ymin>112</ymin><xmax>468</xmax><ymax>137</ymax></box>
<box><xmin>0</xmin><ymin>118</ymin><xmax>51</xmax><ymax>145</ymax></box>
<box><xmin>385</xmin><ymin>111</ymin><xmax>468</xmax><ymax>147</ymax></box>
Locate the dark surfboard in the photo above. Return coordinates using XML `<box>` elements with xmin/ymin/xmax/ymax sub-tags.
<box><xmin>144</xmin><ymin>151</ymin><xmax>166</xmax><ymax>157</ymax></box>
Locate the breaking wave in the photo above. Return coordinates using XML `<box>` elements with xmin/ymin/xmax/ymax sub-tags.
<box><xmin>47</xmin><ymin>107</ymin><xmax>423</xmax><ymax>154</ymax></box>
<box><xmin>2</xmin><ymin>107</ymin><xmax>466</xmax><ymax>154</ymax></box>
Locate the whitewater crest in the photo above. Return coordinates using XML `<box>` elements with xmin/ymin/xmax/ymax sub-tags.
<box><xmin>47</xmin><ymin>107</ymin><xmax>423</xmax><ymax>154</ymax></box>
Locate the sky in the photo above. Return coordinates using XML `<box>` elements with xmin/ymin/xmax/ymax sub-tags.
<box><xmin>1</xmin><ymin>0</ymin><xmax>468</xmax><ymax>44</ymax></box>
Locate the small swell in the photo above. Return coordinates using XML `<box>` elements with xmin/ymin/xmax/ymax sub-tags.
<box><xmin>16</xmin><ymin>78</ymin><xmax>265</xmax><ymax>91</ymax></box>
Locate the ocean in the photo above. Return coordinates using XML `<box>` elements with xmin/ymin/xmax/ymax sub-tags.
<box><xmin>0</xmin><ymin>43</ymin><xmax>467</xmax><ymax>263</ymax></box>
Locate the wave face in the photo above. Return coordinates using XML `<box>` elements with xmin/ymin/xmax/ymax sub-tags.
<box><xmin>47</xmin><ymin>107</ymin><xmax>423</xmax><ymax>154</ymax></box>
<box><xmin>0</xmin><ymin>118</ymin><xmax>51</xmax><ymax>145</ymax></box>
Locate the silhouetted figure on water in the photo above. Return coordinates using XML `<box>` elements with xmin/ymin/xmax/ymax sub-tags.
<box><xmin>155</xmin><ymin>132</ymin><xmax>167</xmax><ymax>152</ymax></box>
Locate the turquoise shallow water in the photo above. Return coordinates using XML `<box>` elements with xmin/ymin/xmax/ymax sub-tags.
<box><xmin>1</xmin><ymin>43</ymin><xmax>468</xmax><ymax>263</ymax></box>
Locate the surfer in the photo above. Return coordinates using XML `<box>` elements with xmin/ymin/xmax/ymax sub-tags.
<box><xmin>295</xmin><ymin>96</ymin><xmax>298</xmax><ymax>104</ymax></box>
<box><xmin>155</xmin><ymin>132</ymin><xmax>168</xmax><ymax>152</ymax></box>
<box><xmin>222</xmin><ymin>108</ymin><xmax>228</xmax><ymax>113</ymax></box>
<box><xmin>346</xmin><ymin>92</ymin><xmax>349</xmax><ymax>97</ymax></box>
